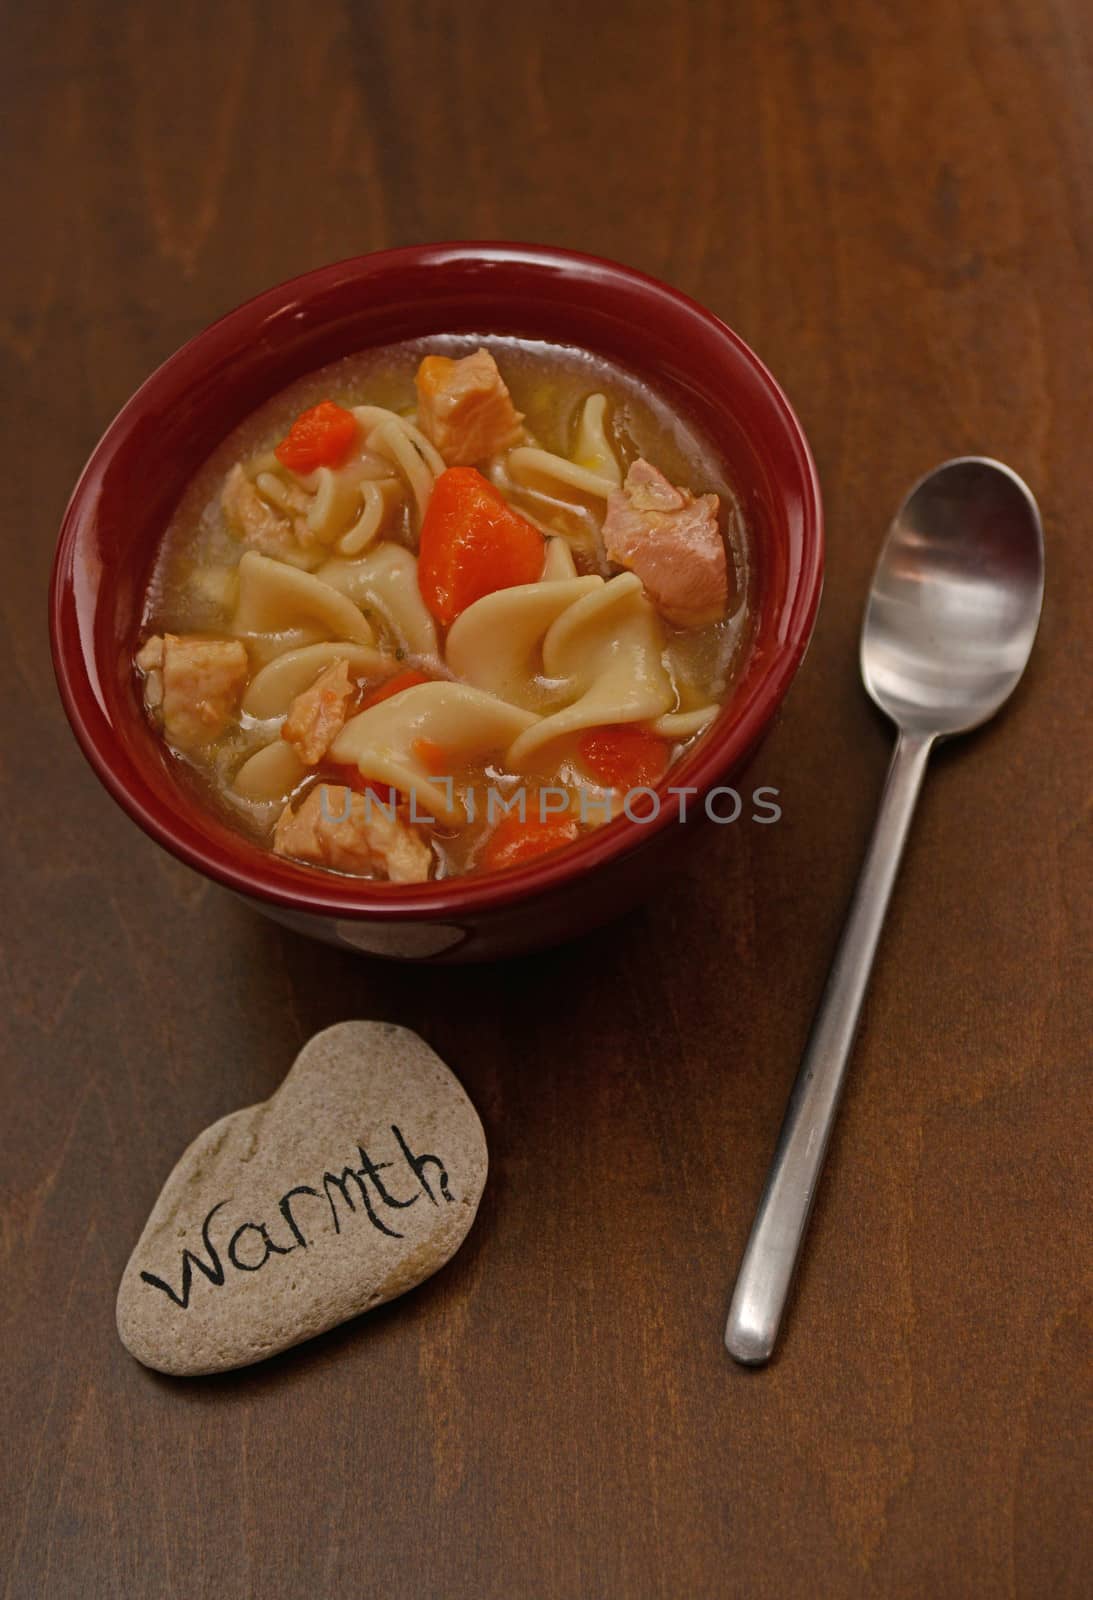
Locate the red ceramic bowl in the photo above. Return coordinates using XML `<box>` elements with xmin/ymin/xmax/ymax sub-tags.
<box><xmin>50</xmin><ymin>243</ymin><xmax>823</xmax><ymax>961</ymax></box>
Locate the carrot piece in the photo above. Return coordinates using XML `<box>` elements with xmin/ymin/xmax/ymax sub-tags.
<box><xmin>274</xmin><ymin>400</ymin><xmax>358</xmax><ymax>474</ymax></box>
<box><xmin>577</xmin><ymin>724</ymin><xmax>671</xmax><ymax>789</ymax></box>
<box><xmin>412</xmin><ymin>737</ymin><xmax>448</xmax><ymax>773</ymax></box>
<box><xmin>417</xmin><ymin>467</ymin><xmax>544</xmax><ymax>625</ymax></box>
<box><xmin>356</xmin><ymin>668</ymin><xmax>431</xmax><ymax>712</ymax></box>
<box><xmin>479</xmin><ymin>810</ymin><xmax>580</xmax><ymax>873</ymax></box>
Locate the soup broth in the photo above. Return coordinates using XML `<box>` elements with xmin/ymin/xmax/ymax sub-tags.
<box><xmin>137</xmin><ymin>336</ymin><xmax>753</xmax><ymax>882</ymax></box>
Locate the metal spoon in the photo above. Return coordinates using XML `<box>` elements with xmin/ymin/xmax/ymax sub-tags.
<box><xmin>725</xmin><ymin>457</ymin><xmax>1044</xmax><ymax>1365</ymax></box>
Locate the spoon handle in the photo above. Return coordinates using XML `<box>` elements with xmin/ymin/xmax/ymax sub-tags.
<box><xmin>725</xmin><ymin>728</ymin><xmax>935</xmax><ymax>1364</ymax></box>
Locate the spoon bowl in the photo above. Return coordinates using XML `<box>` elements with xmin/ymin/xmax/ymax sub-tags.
<box><xmin>862</xmin><ymin>457</ymin><xmax>1045</xmax><ymax>736</ymax></box>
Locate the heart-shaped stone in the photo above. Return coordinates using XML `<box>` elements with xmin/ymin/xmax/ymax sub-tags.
<box><xmin>116</xmin><ymin>1022</ymin><xmax>487</xmax><ymax>1375</ymax></box>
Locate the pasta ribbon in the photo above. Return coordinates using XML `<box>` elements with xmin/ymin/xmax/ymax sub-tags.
<box><xmin>242</xmin><ymin>641</ymin><xmax>398</xmax><ymax>720</ymax></box>
<box><xmin>506</xmin><ymin>445</ymin><xmax>615</xmax><ymax>501</ymax></box>
<box><xmin>507</xmin><ymin>574</ymin><xmax>673</xmax><ymax>765</ymax></box>
<box><xmin>445</xmin><ymin>576</ymin><xmax>603</xmax><ymax>709</ymax></box>
<box><xmin>233</xmin><ymin>740</ymin><xmax>306</xmax><ymax>803</ymax></box>
<box><xmin>232</xmin><ymin>551</ymin><xmax>375</xmax><ymax>651</ymax></box>
<box><xmin>542</xmin><ymin>537</ymin><xmax>578</xmax><ymax>580</ymax></box>
<box><xmin>318</xmin><ymin>543</ymin><xmax>440</xmax><ymax>662</ymax></box>
<box><xmin>352</xmin><ymin>405</ymin><xmax>445</xmax><ymax>524</ymax></box>
<box><xmin>330</xmin><ymin>682</ymin><xmax>539</xmax><ymax>823</ymax></box>
<box><xmin>572</xmin><ymin>394</ymin><xmax>622</xmax><ymax>485</ymax></box>
<box><xmin>651</xmin><ymin>706</ymin><xmax>719</xmax><ymax>739</ymax></box>
<box><xmin>336</xmin><ymin>480</ymin><xmax>398</xmax><ymax>557</ymax></box>
<box><xmin>303</xmin><ymin>460</ymin><xmax>392</xmax><ymax>547</ymax></box>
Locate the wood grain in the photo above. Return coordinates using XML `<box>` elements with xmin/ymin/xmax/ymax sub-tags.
<box><xmin>2</xmin><ymin>0</ymin><xmax>1090</xmax><ymax>1595</ymax></box>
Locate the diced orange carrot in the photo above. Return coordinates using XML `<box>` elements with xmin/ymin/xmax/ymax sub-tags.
<box><xmin>417</xmin><ymin>467</ymin><xmax>544</xmax><ymax>625</ymax></box>
<box><xmin>356</xmin><ymin>668</ymin><xmax>431</xmax><ymax>712</ymax></box>
<box><xmin>478</xmin><ymin>810</ymin><xmax>580</xmax><ymax>873</ymax></box>
<box><xmin>411</xmin><ymin>737</ymin><xmax>448</xmax><ymax>773</ymax></box>
<box><xmin>577</xmin><ymin>724</ymin><xmax>671</xmax><ymax>789</ymax></box>
<box><xmin>274</xmin><ymin>400</ymin><xmax>359</xmax><ymax>474</ymax></box>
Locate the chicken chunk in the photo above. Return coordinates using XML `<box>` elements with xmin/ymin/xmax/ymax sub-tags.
<box><xmin>143</xmin><ymin>633</ymin><xmax>249</xmax><ymax>750</ymax></box>
<box><xmin>273</xmin><ymin>784</ymin><xmax>432</xmax><ymax>882</ymax></box>
<box><xmin>281</xmin><ymin>659</ymin><xmax>354</xmax><ymax>766</ymax></box>
<box><xmin>415</xmin><ymin>348</ymin><xmax>524</xmax><ymax>467</ymax></box>
<box><xmin>602</xmin><ymin>459</ymin><xmax>728</xmax><ymax>627</ymax></box>
<box><xmin>221</xmin><ymin>464</ymin><xmax>301</xmax><ymax>558</ymax></box>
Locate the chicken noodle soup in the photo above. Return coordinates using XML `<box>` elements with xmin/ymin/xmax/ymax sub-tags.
<box><xmin>136</xmin><ymin>338</ymin><xmax>753</xmax><ymax>882</ymax></box>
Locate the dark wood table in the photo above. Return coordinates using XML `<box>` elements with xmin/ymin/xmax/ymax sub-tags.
<box><xmin>4</xmin><ymin>1</ymin><xmax>1090</xmax><ymax>1595</ymax></box>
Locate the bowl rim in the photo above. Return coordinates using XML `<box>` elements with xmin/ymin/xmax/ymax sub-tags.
<box><xmin>49</xmin><ymin>241</ymin><xmax>823</xmax><ymax>921</ymax></box>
